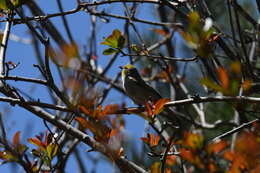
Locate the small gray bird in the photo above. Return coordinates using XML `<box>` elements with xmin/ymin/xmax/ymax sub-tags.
<box><xmin>120</xmin><ymin>64</ymin><xmax>182</xmax><ymax>139</ymax></box>
<box><xmin>120</xmin><ymin>64</ymin><xmax>162</xmax><ymax>105</ymax></box>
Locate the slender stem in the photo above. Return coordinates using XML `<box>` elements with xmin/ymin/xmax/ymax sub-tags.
<box><xmin>0</xmin><ymin>13</ymin><xmax>13</xmax><ymax>76</ymax></box>
<box><xmin>210</xmin><ymin>118</ymin><xmax>259</xmax><ymax>142</ymax></box>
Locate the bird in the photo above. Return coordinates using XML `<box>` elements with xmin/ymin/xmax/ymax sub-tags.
<box><xmin>120</xmin><ymin>64</ymin><xmax>161</xmax><ymax>105</ymax></box>
<box><xmin>120</xmin><ymin>64</ymin><xmax>182</xmax><ymax>139</ymax></box>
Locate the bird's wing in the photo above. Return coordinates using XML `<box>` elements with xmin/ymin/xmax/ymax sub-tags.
<box><xmin>133</xmin><ymin>76</ymin><xmax>162</xmax><ymax>100</ymax></box>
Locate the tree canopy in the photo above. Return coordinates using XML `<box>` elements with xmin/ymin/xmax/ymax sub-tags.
<box><xmin>0</xmin><ymin>0</ymin><xmax>259</xmax><ymax>173</ymax></box>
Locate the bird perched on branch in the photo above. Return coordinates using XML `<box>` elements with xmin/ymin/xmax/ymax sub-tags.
<box><xmin>120</xmin><ymin>64</ymin><xmax>183</xmax><ymax>139</ymax></box>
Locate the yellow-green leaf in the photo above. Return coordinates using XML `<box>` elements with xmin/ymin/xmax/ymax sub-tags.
<box><xmin>0</xmin><ymin>0</ymin><xmax>26</xmax><ymax>10</ymax></box>
<box><xmin>46</xmin><ymin>143</ymin><xmax>58</xmax><ymax>160</ymax></box>
<box><xmin>103</xmin><ymin>48</ymin><xmax>117</xmax><ymax>55</ymax></box>
<box><xmin>200</xmin><ymin>77</ymin><xmax>223</xmax><ymax>92</ymax></box>
<box><xmin>101</xmin><ymin>29</ymin><xmax>125</xmax><ymax>50</ymax></box>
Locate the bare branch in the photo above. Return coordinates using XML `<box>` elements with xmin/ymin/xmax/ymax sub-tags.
<box><xmin>210</xmin><ymin>118</ymin><xmax>260</xmax><ymax>142</ymax></box>
<box><xmin>0</xmin><ymin>13</ymin><xmax>13</xmax><ymax>76</ymax></box>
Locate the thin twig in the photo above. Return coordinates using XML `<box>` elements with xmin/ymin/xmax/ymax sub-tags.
<box><xmin>233</xmin><ymin>1</ymin><xmax>257</xmax><ymax>26</ymax></box>
<box><xmin>0</xmin><ymin>76</ymin><xmax>48</xmax><ymax>85</ymax></box>
<box><xmin>56</xmin><ymin>0</ymin><xmax>75</xmax><ymax>43</ymax></box>
<box><xmin>210</xmin><ymin>118</ymin><xmax>260</xmax><ymax>142</ymax></box>
<box><xmin>0</xmin><ymin>13</ymin><xmax>13</xmax><ymax>76</ymax></box>
<box><xmin>122</xmin><ymin>53</ymin><xmax>198</xmax><ymax>61</ymax></box>
<box><xmin>165</xmin><ymin>96</ymin><xmax>260</xmax><ymax>107</ymax></box>
<box><xmin>0</xmin><ymin>96</ymin><xmax>73</xmax><ymax>112</ymax></box>
<box><xmin>0</xmin><ymin>113</ymin><xmax>7</xmax><ymax>144</ymax></box>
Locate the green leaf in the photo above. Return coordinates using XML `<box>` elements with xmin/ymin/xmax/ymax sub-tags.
<box><xmin>200</xmin><ymin>77</ymin><xmax>223</xmax><ymax>92</ymax></box>
<box><xmin>102</xmin><ymin>48</ymin><xmax>117</xmax><ymax>55</ymax></box>
<box><xmin>130</xmin><ymin>44</ymin><xmax>141</xmax><ymax>53</ymax></box>
<box><xmin>101</xmin><ymin>29</ymin><xmax>125</xmax><ymax>51</ymax></box>
<box><xmin>118</xmin><ymin>35</ymin><xmax>125</xmax><ymax>49</ymax></box>
<box><xmin>0</xmin><ymin>150</ymin><xmax>18</xmax><ymax>162</ymax></box>
<box><xmin>101</xmin><ymin>30</ymin><xmax>120</xmax><ymax>48</ymax></box>
<box><xmin>0</xmin><ymin>0</ymin><xmax>27</xmax><ymax>10</ymax></box>
<box><xmin>0</xmin><ymin>0</ymin><xmax>8</xmax><ymax>10</ymax></box>
<box><xmin>188</xmin><ymin>11</ymin><xmax>201</xmax><ymax>33</ymax></box>
<box><xmin>46</xmin><ymin>143</ymin><xmax>58</xmax><ymax>160</ymax></box>
<box><xmin>230</xmin><ymin>80</ymin><xmax>239</xmax><ymax>96</ymax></box>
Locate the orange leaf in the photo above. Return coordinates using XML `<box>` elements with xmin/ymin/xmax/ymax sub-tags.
<box><xmin>230</xmin><ymin>61</ymin><xmax>241</xmax><ymax>74</ymax></box>
<box><xmin>152</xmin><ymin>29</ymin><xmax>169</xmax><ymax>36</ymax></box>
<box><xmin>217</xmin><ymin>67</ymin><xmax>229</xmax><ymax>89</ymax></box>
<box><xmin>94</xmin><ymin>124</ymin><xmax>112</xmax><ymax>143</ymax></box>
<box><xmin>180</xmin><ymin>148</ymin><xmax>204</xmax><ymax>169</ymax></box>
<box><xmin>79</xmin><ymin>105</ymin><xmax>91</xmax><ymax>115</ymax></box>
<box><xmin>93</xmin><ymin>105</ymin><xmax>103</xmax><ymax>118</ymax></box>
<box><xmin>140</xmin><ymin>136</ymin><xmax>150</xmax><ymax>144</ymax></box>
<box><xmin>154</xmin><ymin>98</ymin><xmax>170</xmax><ymax>115</ymax></box>
<box><xmin>208</xmin><ymin>161</ymin><xmax>217</xmax><ymax>173</ymax></box>
<box><xmin>61</xmin><ymin>43</ymin><xmax>79</xmax><ymax>59</ymax></box>
<box><xmin>184</xmin><ymin>132</ymin><xmax>204</xmax><ymax>150</ymax></box>
<box><xmin>75</xmin><ymin>117</ymin><xmax>91</xmax><ymax>129</ymax></box>
<box><xmin>110</xmin><ymin>129</ymin><xmax>119</xmax><ymax>139</ymax></box>
<box><xmin>242</xmin><ymin>80</ymin><xmax>252</xmax><ymax>91</ymax></box>
<box><xmin>103</xmin><ymin>104</ymin><xmax>113</xmax><ymax>115</ymax></box>
<box><xmin>180</xmin><ymin>148</ymin><xmax>193</xmax><ymax>161</ymax></box>
<box><xmin>165</xmin><ymin>168</ymin><xmax>172</xmax><ymax>173</ymax></box>
<box><xmin>150</xmin><ymin>162</ymin><xmax>160</xmax><ymax>173</ymax></box>
<box><xmin>208</xmin><ymin>33</ymin><xmax>221</xmax><ymax>42</ymax></box>
<box><xmin>234</xmin><ymin>131</ymin><xmax>260</xmax><ymax>169</ymax></box>
<box><xmin>145</xmin><ymin>102</ymin><xmax>153</xmax><ymax>117</ymax></box>
<box><xmin>229</xmin><ymin>154</ymin><xmax>247</xmax><ymax>173</ymax></box>
<box><xmin>235</xmin><ymin>132</ymin><xmax>259</xmax><ymax>156</ymax></box>
<box><xmin>0</xmin><ymin>151</ymin><xmax>5</xmax><ymax>160</ymax></box>
<box><xmin>223</xmin><ymin>150</ymin><xmax>234</xmax><ymax>161</ymax></box>
<box><xmin>12</xmin><ymin>131</ymin><xmax>21</xmax><ymax>146</ymax></box>
<box><xmin>149</xmin><ymin>133</ymin><xmax>160</xmax><ymax>147</ymax></box>
<box><xmin>76</xmin><ymin>117</ymin><xmax>112</xmax><ymax>143</ymax></box>
<box><xmin>207</xmin><ymin>140</ymin><xmax>228</xmax><ymax>154</ymax></box>
<box><xmin>28</xmin><ymin>138</ymin><xmax>45</xmax><ymax>149</ymax></box>
<box><xmin>166</xmin><ymin>155</ymin><xmax>176</xmax><ymax>166</ymax></box>
<box><xmin>101</xmin><ymin>104</ymin><xmax>119</xmax><ymax>118</ymax></box>
<box><xmin>141</xmin><ymin>133</ymin><xmax>160</xmax><ymax>148</ymax></box>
